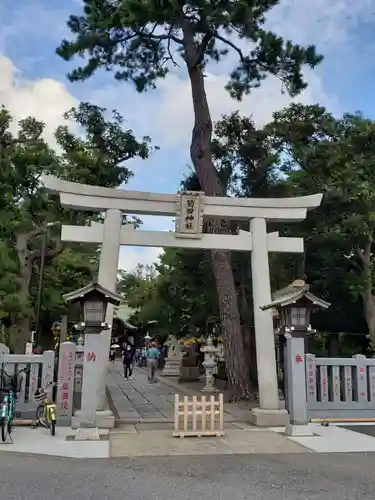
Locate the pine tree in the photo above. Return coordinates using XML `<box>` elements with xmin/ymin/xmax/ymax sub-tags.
<box><xmin>57</xmin><ymin>0</ymin><xmax>323</xmax><ymax>398</ymax></box>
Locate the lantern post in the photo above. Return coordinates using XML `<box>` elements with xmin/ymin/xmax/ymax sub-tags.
<box><xmin>63</xmin><ymin>283</ymin><xmax>121</xmax><ymax>440</ymax></box>
<box><xmin>260</xmin><ymin>280</ymin><xmax>330</xmax><ymax>435</ymax></box>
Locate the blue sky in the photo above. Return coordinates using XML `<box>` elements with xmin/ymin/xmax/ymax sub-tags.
<box><xmin>1</xmin><ymin>0</ymin><xmax>375</xmax><ymax>271</ymax></box>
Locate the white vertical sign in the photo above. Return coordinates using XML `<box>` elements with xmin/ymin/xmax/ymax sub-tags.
<box><xmin>175</xmin><ymin>191</ymin><xmax>203</xmax><ymax>238</ymax></box>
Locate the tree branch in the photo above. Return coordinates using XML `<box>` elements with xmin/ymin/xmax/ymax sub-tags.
<box><xmin>195</xmin><ymin>29</ymin><xmax>214</xmax><ymax>66</ymax></box>
<box><xmin>356</xmin><ymin>239</ymin><xmax>372</xmax><ymax>267</ymax></box>
<box><xmin>116</xmin><ymin>153</ymin><xmax>132</xmax><ymax>164</ymax></box>
<box><xmin>214</xmin><ymin>32</ymin><xmax>288</xmax><ymax>88</ymax></box>
<box><xmin>134</xmin><ymin>29</ymin><xmax>183</xmax><ymax>45</ymax></box>
<box><xmin>215</xmin><ymin>33</ymin><xmax>245</xmax><ymax>62</ymax></box>
<box><xmin>29</xmin><ymin>238</ymin><xmax>63</xmax><ymax>263</ymax></box>
<box><xmin>16</xmin><ymin>226</ymin><xmax>46</xmax><ymax>246</ymax></box>
<box><xmin>167</xmin><ymin>27</ymin><xmax>179</xmax><ymax>67</ymax></box>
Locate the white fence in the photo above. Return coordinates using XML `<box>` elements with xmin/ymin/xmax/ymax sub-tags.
<box><xmin>0</xmin><ymin>345</ymin><xmax>55</xmax><ymax>419</ymax></box>
<box><xmin>0</xmin><ymin>341</ymin><xmax>84</xmax><ymax>424</ymax></box>
<box><xmin>173</xmin><ymin>394</ymin><xmax>225</xmax><ymax>438</ymax></box>
<box><xmin>306</xmin><ymin>354</ymin><xmax>375</xmax><ymax>418</ymax></box>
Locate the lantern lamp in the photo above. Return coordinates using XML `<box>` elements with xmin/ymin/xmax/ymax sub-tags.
<box><xmin>63</xmin><ymin>282</ymin><xmax>122</xmax><ymax>331</ymax></box>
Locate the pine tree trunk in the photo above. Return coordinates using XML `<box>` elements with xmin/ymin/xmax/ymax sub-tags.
<box><xmin>14</xmin><ymin>234</ymin><xmax>34</xmax><ymax>353</ymax></box>
<box><xmin>356</xmin><ymin>241</ymin><xmax>375</xmax><ymax>345</ymax></box>
<box><xmin>239</xmin><ymin>281</ymin><xmax>257</xmax><ymax>396</ymax></box>
<box><xmin>183</xmin><ymin>32</ymin><xmax>250</xmax><ymax>398</ymax></box>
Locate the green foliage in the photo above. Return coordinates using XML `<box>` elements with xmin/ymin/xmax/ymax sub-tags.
<box><xmin>212</xmin><ymin>111</ymin><xmax>281</xmax><ymax>196</ymax></box>
<box><xmin>55</xmin><ymin>102</ymin><xmax>156</xmax><ymax>186</ymax></box>
<box><xmin>0</xmin><ymin>102</ymin><xmax>155</xmax><ymax>351</ymax></box>
<box><xmin>266</xmin><ymin>103</ymin><xmax>375</xmax><ymax>337</ymax></box>
<box><xmin>57</xmin><ymin>0</ymin><xmax>322</xmax><ymax>99</ymax></box>
<box><xmin>119</xmin><ymin>102</ymin><xmax>375</xmax><ymax>349</ymax></box>
<box><xmin>57</xmin><ymin>0</ymin><xmax>325</xmax><ymax>397</ymax></box>
<box><xmin>117</xmin><ymin>248</ymin><xmax>219</xmax><ymax>336</ymax></box>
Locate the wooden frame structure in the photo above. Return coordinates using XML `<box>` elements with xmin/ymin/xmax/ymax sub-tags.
<box><xmin>173</xmin><ymin>394</ymin><xmax>225</xmax><ymax>438</ymax></box>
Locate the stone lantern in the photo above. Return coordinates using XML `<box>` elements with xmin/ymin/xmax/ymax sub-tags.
<box><xmin>144</xmin><ymin>333</ymin><xmax>152</xmax><ymax>344</ymax></box>
<box><xmin>260</xmin><ymin>279</ymin><xmax>330</xmax><ymax>436</ymax></box>
<box><xmin>264</xmin><ymin>280</ymin><xmax>330</xmax><ymax>372</ymax></box>
<box><xmin>63</xmin><ymin>282</ymin><xmax>121</xmax><ymax>440</ymax></box>
<box><xmin>201</xmin><ymin>335</ymin><xmax>220</xmax><ymax>393</ymax></box>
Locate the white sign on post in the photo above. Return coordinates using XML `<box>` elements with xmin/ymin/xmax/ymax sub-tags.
<box><xmin>56</xmin><ymin>342</ymin><xmax>75</xmax><ymax>425</ymax></box>
<box><xmin>175</xmin><ymin>191</ymin><xmax>203</xmax><ymax>238</ymax></box>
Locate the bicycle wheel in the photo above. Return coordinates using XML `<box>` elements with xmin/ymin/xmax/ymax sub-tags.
<box><xmin>36</xmin><ymin>404</ymin><xmax>48</xmax><ymax>428</ymax></box>
<box><xmin>50</xmin><ymin>419</ymin><xmax>56</xmax><ymax>436</ymax></box>
<box><xmin>0</xmin><ymin>418</ymin><xmax>7</xmax><ymax>442</ymax></box>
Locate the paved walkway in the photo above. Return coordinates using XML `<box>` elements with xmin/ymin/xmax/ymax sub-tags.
<box><xmin>107</xmin><ymin>362</ymin><xmax>256</xmax><ymax>424</ymax></box>
<box><xmin>107</xmin><ymin>362</ymin><xmax>178</xmax><ymax>422</ymax></box>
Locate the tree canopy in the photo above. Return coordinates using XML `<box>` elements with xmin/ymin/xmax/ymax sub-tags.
<box><xmin>56</xmin><ymin>0</ymin><xmax>326</xmax><ymax>401</ymax></box>
<box><xmin>0</xmin><ymin>102</ymin><xmax>155</xmax><ymax>352</ymax></box>
<box><xmin>121</xmin><ymin>103</ymin><xmax>375</xmax><ymax>379</ymax></box>
<box><xmin>57</xmin><ymin>0</ymin><xmax>322</xmax><ymax>98</ymax></box>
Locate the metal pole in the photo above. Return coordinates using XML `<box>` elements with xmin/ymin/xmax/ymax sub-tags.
<box><xmin>35</xmin><ymin>229</ymin><xmax>47</xmax><ymax>346</ymax></box>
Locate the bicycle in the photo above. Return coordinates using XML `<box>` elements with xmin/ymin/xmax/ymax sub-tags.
<box><xmin>0</xmin><ymin>366</ymin><xmax>29</xmax><ymax>443</ymax></box>
<box><xmin>34</xmin><ymin>382</ymin><xmax>57</xmax><ymax>436</ymax></box>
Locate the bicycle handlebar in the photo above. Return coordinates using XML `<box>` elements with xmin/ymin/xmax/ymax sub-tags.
<box><xmin>0</xmin><ymin>366</ymin><xmax>30</xmax><ymax>393</ymax></box>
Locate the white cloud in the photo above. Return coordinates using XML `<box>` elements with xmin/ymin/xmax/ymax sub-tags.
<box><xmin>154</xmin><ymin>70</ymin><xmax>338</xmax><ymax>148</ymax></box>
<box><xmin>118</xmin><ymin>246</ymin><xmax>162</xmax><ymax>273</ymax></box>
<box><xmin>1</xmin><ymin>0</ymin><xmax>367</xmax><ymax>273</ymax></box>
<box><xmin>0</xmin><ymin>55</ymin><xmax>171</xmax><ymax>274</ymax></box>
<box><xmin>0</xmin><ymin>55</ymin><xmax>77</xmax><ymax>145</ymax></box>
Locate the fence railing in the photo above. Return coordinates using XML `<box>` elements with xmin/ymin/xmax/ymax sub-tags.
<box><xmin>0</xmin><ymin>344</ymin><xmax>55</xmax><ymax>420</ymax></box>
<box><xmin>306</xmin><ymin>354</ymin><xmax>375</xmax><ymax>418</ymax></box>
<box><xmin>173</xmin><ymin>394</ymin><xmax>225</xmax><ymax>438</ymax></box>
<box><xmin>0</xmin><ymin>341</ymin><xmax>83</xmax><ymax>424</ymax></box>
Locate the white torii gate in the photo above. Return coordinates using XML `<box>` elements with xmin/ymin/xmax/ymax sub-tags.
<box><xmin>43</xmin><ymin>175</ymin><xmax>322</xmax><ymax>427</ymax></box>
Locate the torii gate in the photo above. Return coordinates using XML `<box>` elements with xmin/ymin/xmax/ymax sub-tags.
<box><xmin>43</xmin><ymin>175</ymin><xmax>322</xmax><ymax>427</ymax></box>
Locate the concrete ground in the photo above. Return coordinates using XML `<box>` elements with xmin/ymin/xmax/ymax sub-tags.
<box><xmin>109</xmin><ymin>428</ymin><xmax>307</xmax><ymax>457</ymax></box>
<box><xmin>8</xmin><ymin>419</ymin><xmax>375</xmax><ymax>458</ymax></box>
<box><xmin>1</xmin><ymin>426</ymin><xmax>109</xmax><ymax>458</ymax></box>
<box><xmin>288</xmin><ymin>422</ymin><xmax>375</xmax><ymax>453</ymax></box>
<box><xmin>8</xmin><ymin>364</ymin><xmax>375</xmax><ymax>459</ymax></box>
<box><xmin>2</xmin><ymin>451</ymin><xmax>375</xmax><ymax>500</ymax></box>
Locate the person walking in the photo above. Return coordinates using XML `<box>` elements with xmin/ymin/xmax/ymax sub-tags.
<box><xmin>146</xmin><ymin>342</ymin><xmax>160</xmax><ymax>383</ymax></box>
<box><xmin>109</xmin><ymin>348</ymin><xmax>115</xmax><ymax>363</ymax></box>
<box><xmin>134</xmin><ymin>348</ymin><xmax>140</xmax><ymax>365</ymax></box>
<box><xmin>123</xmin><ymin>341</ymin><xmax>135</xmax><ymax>380</ymax></box>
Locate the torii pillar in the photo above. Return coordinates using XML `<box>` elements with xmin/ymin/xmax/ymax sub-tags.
<box><xmin>96</xmin><ymin>210</ymin><xmax>123</xmax><ymax>416</ymax></box>
<box><xmin>249</xmin><ymin>217</ymin><xmax>288</xmax><ymax>426</ymax></box>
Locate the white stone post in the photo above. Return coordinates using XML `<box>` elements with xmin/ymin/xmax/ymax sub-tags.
<box><xmin>250</xmin><ymin>217</ymin><xmax>288</xmax><ymax>426</ymax></box>
<box><xmin>75</xmin><ymin>331</ymin><xmax>102</xmax><ymax>440</ymax></box>
<box><xmin>96</xmin><ymin>209</ymin><xmax>122</xmax><ymax>414</ymax></box>
<box><xmin>56</xmin><ymin>341</ymin><xmax>75</xmax><ymax>426</ymax></box>
<box><xmin>284</xmin><ymin>333</ymin><xmax>312</xmax><ymax>436</ymax></box>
